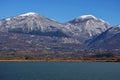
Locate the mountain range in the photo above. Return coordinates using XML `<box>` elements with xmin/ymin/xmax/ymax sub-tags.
<box><xmin>0</xmin><ymin>12</ymin><xmax>120</xmax><ymax>60</ymax></box>
<box><xmin>0</xmin><ymin>12</ymin><xmax>110</xmax><ymax>42</ymax></box>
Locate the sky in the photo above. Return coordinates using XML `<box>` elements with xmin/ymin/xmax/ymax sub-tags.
<box><xmin>0</xmin><ymin>0</ymin><xmax>120</xmax><ymax>26</ymax></box>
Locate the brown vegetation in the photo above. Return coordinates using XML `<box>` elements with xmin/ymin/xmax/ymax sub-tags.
<box><xmin>0</xmin><ymin>53</ymin><xmax>120</xmax><ymax>62</ymax></box>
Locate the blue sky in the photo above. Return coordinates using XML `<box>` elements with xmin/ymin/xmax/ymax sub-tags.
<box><xmin>0</xmin><ymin>0</ymin><xmax>120</xmax><ymax>25</ymax></box>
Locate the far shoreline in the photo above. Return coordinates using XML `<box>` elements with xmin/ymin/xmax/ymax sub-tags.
<box><xmin>0</xmin><ymin>59</ymin><xmax>119</xmax><ymax>62</ymax></box>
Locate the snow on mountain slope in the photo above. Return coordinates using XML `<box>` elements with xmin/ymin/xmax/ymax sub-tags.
<box><xmin>19</xmin><ymin>12</ymin><xmax>37</xmax><ymax>17</ymax></box>
<box><xmin>76</xmin><ymin>15</ymin><xmax>98</xmax><ymax>20</ymax></box>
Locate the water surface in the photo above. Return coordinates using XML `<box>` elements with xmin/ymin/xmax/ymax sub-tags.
<box><xmin>0</xmin><ymin>62</ymin><xmax>120</xmax><ymax>80</ymax></box>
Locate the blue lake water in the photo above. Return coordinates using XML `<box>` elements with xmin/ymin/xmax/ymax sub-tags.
<box><xmin>0</xmin><ymin>62</ymin><xmax>120</xmax><ymax>80</ymax></box>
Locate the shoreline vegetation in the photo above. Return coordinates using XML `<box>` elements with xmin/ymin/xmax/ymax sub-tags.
<box><xmin>0</xmin><ymin>53</ymin><xmax>120</xmax><ymax>62</ymax></box>
<box><xmin>0</xmin><ymin>58</ymin><xmax>120</xmax><ymax>62</ymax></box>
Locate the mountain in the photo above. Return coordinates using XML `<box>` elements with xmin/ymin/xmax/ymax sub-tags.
<box><xmin>0</xmin><ymin>12</ymin><xmax>68</xmax><ymax>37</ymax></box>
<box><xmin>65</xmin><ymin>15</ymin><xmax>110</xmax><ymax>42</ymax></box>
<box><xmin>0</xmin><ymin>12</ymin><xmax>120</xmax><ymax>61</ymax></box>
<box><xmin>0</xmin><ymin>13</ymin><xmax>110</xmax><ymax>43</ymax></box>
<box><xmin>87</xmin><ymin>25</ymin><xmax>120</xmax><ymax>49</ymax></box>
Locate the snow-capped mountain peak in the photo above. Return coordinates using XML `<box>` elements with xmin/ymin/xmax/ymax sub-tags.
<box><xmin>19</xmin><ymin>12</ymin><xmax>38</xmax><ymax>17</ymax></box>
<box><xmin>77</xmin><ymin>15</ymin><xmax>97</xmax><ymax>20</ymax></box>
<box><xmin>5</xmin><ymin>18</ymin><xmax>11</xmax><ymax>21</ymax></box>
<box><xmin>65</xmin><ymin>14</ymin><xmax>110</xmax><ymax>42</ymax></box>
<box><xmin>117</xmin><ymin>25</ymin><xmax>120</xmax><ymax>27</ymax></box>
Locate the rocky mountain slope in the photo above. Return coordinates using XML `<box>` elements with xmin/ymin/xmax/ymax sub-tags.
<box><xmin>87</xmin><ymin>25</ymin><xmax>120</xmax><ymax>49</ymax></box>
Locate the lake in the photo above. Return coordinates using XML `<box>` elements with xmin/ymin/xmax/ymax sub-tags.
<box><xmin>0</xmin><ymin>62</ymin><xmax>120</xmax><ymax>80</ymax></box>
